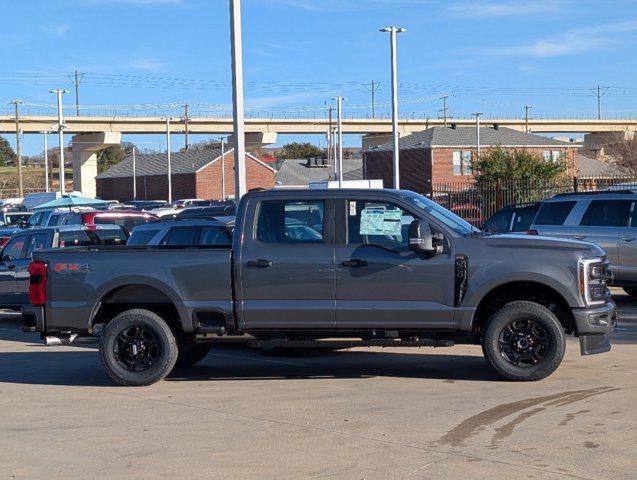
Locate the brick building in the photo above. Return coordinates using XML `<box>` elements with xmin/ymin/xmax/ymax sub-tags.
<box><xmin>96</xmin><ymin>148</ymin><xmax>276</xmax><ymax>201</ymax></box>
<box><xmin>363</xmin><ymin>125</ymin><xmax>579</xmax><ymax>194</ymax></box>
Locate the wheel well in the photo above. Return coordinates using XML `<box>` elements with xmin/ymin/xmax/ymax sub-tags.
<box><xmin>92</xmin><ymin>285</ymin><xmax>183</xmax><ymax>336</ymax></box>
<box><xmin>473</xmin><ymin>281</ymin><xmax>575</xmax><ymax>335</ymax></box>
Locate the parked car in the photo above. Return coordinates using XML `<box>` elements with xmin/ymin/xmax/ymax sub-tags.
<box><xmin>0</xmin><ymin>225</ymin><xmax>128</xmax><ymax>309</ymax></box>
<box><xmin>126</xmin><ymin>200</ymin><xmax>170</xmax><ymax>211</ymax></box>
<box><xmin>529</xmin><ymin>190</ymin><xmax>637</xmax><ymax>296</ymax></box>
<box><xmin>127</xmin><ymin>220</ymin><xmax>232</xmax><ymax>246</ymax></box>
<box><xmin>172</xmin><ymin>202</ymin><xmax>236</xmax><ymax>220</ymax></box>
<box><xmin>482</xmin><ymin>203</ymin><xmax>540</xmax><ymax>234</ymax></box>
<box><xmin>23</xmin><ymin>188</ymin><xmax>614</xmax><ymax>386</ymax></box>
<box><xmin>0</xmin><ymin>212</ymin><xmax>35</xmax><ymax>247</ymax></box>
<box><xmin>59</xmin><ymin>210</ymin><xmax>159</xmax><ymax>234</ymax></box>
<box><xmin>449</xmin><ymin>204</ymin><xmax>483</xmax><ymax>226</ymax></box>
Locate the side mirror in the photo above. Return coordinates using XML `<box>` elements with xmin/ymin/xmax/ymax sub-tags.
<box><xmin>408</xmin><ymin>220</ymin><xmax>443</xmax><ymax>255</ymax></box>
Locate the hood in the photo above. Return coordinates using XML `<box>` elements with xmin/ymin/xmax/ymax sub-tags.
<box><xmin>480</xmin><ymin>233</ymin><xmax>606</xmax><ymax>256</ymax></box>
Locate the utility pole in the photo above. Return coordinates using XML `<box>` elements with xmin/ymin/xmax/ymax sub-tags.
<box><xmin>333</xmin><ymin>96</ymin><xmax>345</xmax><ymax>188</ymax></box>
<box><xmin>229</xmin><ymin>0</ymin><xmax>247</xmax><ymax>199</ymax></box>
<box><xmin>380</xmin><ymin>26</ymin><xmax>406</xmax><ymax>190</ymax></box>
<box><xmin>132</xmin><ymin>146</ymin><xmax>137</xmax><ymax>200</ymax></box>
<box><xmin>50</xmin><ymin>89</ymin><xmax>69</xmax><ymax>194</ymax></box>
<box><xmin>70</xmin><ymin>69</ymin><xmax>84</xmax><ymax>116</ymax></box>
<box><xmin>363</xmin><ymin>81</ymin><xmax>379</xmax><ymax>119</ymax></box>
<box><xmin>439</xmin><ymin>95</ymin><xmax>449</xmax><ymax>127</ymax></box>
<box><xmin>524</xmin><ymin>105</ymin><xmax>532</xmax><ymax>133</ymax></box>
<box><xmin>472</xmin><ymin>112</ymin><xmax>483</xmax><ymax>157</ymax></box>
<box><xmin>590</xmin><ymin>85</ymin><xmax>609</xmax><ymax>120</ymax></box>
<box><xmin>182</xmin><ymin>103</ymin><xmax>190</xmax><ymax>150</ymax></box>
<box><xmin>220</xmin><ymin>137</ymin><xmax>226</xmax><ymax>200</ymax></box>
<box><xmin>10</xmin><ymin>101</ymin><xmax>23</xmax><ymax>197</ymax></box>
<box><xmin>327</xmin><ymin>106</ymin><xmax>334</xmax><ymax>163</ymax></box>
<box><xmin>43</xmin><ymin>131</ymin><xmax>49</xmax><ymax>192</ymax></box>
<box><xmin>166</xmin><ymin>118</ymin><xmax>172</xmax><ymax>203</ymax></box>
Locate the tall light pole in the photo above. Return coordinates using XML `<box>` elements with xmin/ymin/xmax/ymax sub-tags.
<box><xmin>524</xmin><ymin>105</ymin><xmax>532</xmax><ymax>133</ymax></box>
<box><xmin>380</xmin><ymin>26</ymin><xmax>406</xmax><ymax>190</ymax></box>
<box><xmin>472</xmin><ymin>112</ymin><xmax>483</xmax><ymax>157</ymax></box>
<box><xmin>229</xmin><ymin>0</ymin><xmax>247</xmax><ymax>199</ymax></box>
<box><xmin>42</xmin><ymin>131</ymin><xmax>49</xmax><ymax>192</ymax></box>
<box><xmin>132</xmin><ymin>146</ymin><xmax>137</xmax><ymax>200</ymax></box>
<box><xmin>220</xmin><ymin>136</ymin><xmax>226</xmax><ymax>200</ymax></box>
<box><xmin>50</xmin><ymin>89</ymin><xmax>69</xmax><ymax>195</ymax></box>
<box><xmin>166</xmin><ymin>118</ymin><xmax>172</xmax><ymax>203</ymax></box>
<box><xmin>333</xmin><ymin>96</ymin><xmax>345</xmax><ymax>188</ymax></box>
<box><xmin>10</xmin><ymin>101</ymin><xmax>23</xmax><ymax>197</ymax></box>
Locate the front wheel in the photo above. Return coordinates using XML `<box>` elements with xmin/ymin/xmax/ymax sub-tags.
<box><xmin>99</xmin><ymin>309</ymin><xmax>178</xmax><ymax>386</ymax></box>
<box><xmin>482</xmin><ymin>301</ymin><xmax>566</xmax><ymax>381</ymax></box>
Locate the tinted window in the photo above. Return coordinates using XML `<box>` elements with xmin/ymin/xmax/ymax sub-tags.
<box><xmin>160</xmin><ymin>227</ymin><xmax>199</xmax><ymax>246</ymax></box>
<box><xmin>61</xmin><ymin>213</ymin><xmax>83</xmax><ymax>225</ymax></box>
<box><xmin>483</xmin><ymin>210</ymin><xmax>513</xmax><ymax>233</ymax></box>
<box><xmin>580</xmin><ymin>200</ymin><xmax>631</xmax><ymax>227</ymax></box>
<box><xmin>347</xmin><ymin>200</ymin><xmax>414</xmax><ymax>251</ymax></box>
<box><xmin>94</xmin><ymin>215</ymin><xmax>158</xmax><ymax>232</ymax></box>
<box><xmin>199</xmin><ymin>227</ymin><xmax>231</xmax><ymax>245</ymax></box>
<box><xmin>534</xmin><ymin>201</ymin><xmax>576</xmax><ymax>226</ymax></box>
<box><xmin>26</xmin><ymin>234</ymin><xmax>48</xmax><ymax>257</ymax></box>
<box><xmin>511</xmin><ymin>205</ymin><xmax>540</xmax><ymax>232</ymax></box>
<box><xmin>2</xmin><ymin>236</ymin><xmax>27</xmax><ymax>260</ymax></box>
<box><xmin>127</xmin><ymin>229</ymin><xmax>160</xmax><ymax>246</ymax></box>
<box><xmin>58</xmin><ymin>229</ymin><xmax>127</xmax><ymax>247</ymax></box>
<box><xmin>47</xmin><ymin>213</ymin><xmax>63</xmax><ymax>226</ymax></box>
<box><xmin>256</xmin><ymin>200</ymin><xmax>324</xmax><ymax>244</ymax></box>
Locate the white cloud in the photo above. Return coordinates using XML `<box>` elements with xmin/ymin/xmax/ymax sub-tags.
<box><xmin>43</xmin><ymin>24</ymin><xmax>71</xmax><ymax>37</ymax></box>
<box><xmin>128</xmin><ymin>58</ymin><xmax>165</xmax><ymax>70</ymax></box>
<box><xmin>476</xmin><ymin>19</ymin><xmax>637</xmax><ymax>58</ymax></box>
<box><xmin>447</xmin><ymin>0</ymin><xmax>563</xmax><ymax>17</ymax></box>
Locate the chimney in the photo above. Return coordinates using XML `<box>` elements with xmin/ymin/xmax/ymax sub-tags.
<box><xmin>451</xmin><ymin>123</ymin><xmax>457</xmax><ymax>130</ymax></box>
<box><xmin>493</xmin><ymin>123</ymin><xmax>500</xmax><ymax>130</ymax></box>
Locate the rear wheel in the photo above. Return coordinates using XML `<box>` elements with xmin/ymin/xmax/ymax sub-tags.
<box><xmin>176</xmin><ymin>343</ymin><xmax>212</xmax><ymax>367</ymax></box>
<box><xmin>482</xmin><ymin>301</ymin><xmax>566</xmax><ymax>381</ymax></box>
<box><xmin>99</xmin><ymin>309</ymin><xmax>178</xmax><ymax>386</ymax></box>
<box><xmin>623</xmin><ymin>287</ymin><xmax>637</xmax><ymax>297</ymax></box>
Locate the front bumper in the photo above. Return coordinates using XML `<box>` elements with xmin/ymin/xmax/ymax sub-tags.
<box><xmin>571</xmin><ymin>301</ymin><xmax>616</xmax><ymax>355</ymax></box>
<box><xmin>21</xmin><ymin>305</ymin><xmax>45</xmax><ymax>333</ymax></box>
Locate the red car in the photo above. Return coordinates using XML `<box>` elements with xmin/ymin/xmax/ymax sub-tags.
<box><xmin>61</xmin><ymin>210</ymin><xmax>159</xmax><ymax>233</ymax></box>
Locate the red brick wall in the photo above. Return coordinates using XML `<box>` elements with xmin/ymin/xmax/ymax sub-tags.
<box><xmin>96</xmin><ymin>153</ymin><xmax>276</xmax><ymax>202</ymax></box>
<box><xmin>196</xmin><ymin>152</ymin><xmax>276</xmax><ymax>200</ymax></box>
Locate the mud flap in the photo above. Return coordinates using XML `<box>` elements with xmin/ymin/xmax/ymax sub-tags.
<box><xmin>580</xmin><ymin>334</ymin><xmax>611</xmax><ymax>355</ymax></box>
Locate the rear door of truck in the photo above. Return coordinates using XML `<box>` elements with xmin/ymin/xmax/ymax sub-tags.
<box><xmin>235</xmin><ymin>192</ymin><xmax>336</xmax><ymax>330</ymax></box>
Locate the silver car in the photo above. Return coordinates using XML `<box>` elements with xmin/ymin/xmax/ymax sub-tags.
<box><xmin>530</xmin><ymin>190</ymin><xmax>637</xmax><ymax>295</ymax></box>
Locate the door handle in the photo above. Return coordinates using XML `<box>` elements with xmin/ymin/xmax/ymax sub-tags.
<box><xmin>341</xmin><ymin>259</ymin><xmax>368</xmax><ymax>268</ymax></box>
<box><xmin>246</xmin><ymin>259</ymin><xmax>272</xmax><ymax>268</ymax></box>
<box><xmin>621</xmin><ymin>236</ymin><xmax>635</xmax><ymax>242</ymax></box>
<box><xmin>574</xmin><ymin>235</ymin><xmax>586</xmax><ymax>240</ymax></box>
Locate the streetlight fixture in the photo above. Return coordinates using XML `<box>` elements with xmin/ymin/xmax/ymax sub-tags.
<box><xmin>49</xmin><ymin>89</ymin><xmax>69</xmax><ymax>195</ymax></box>
<box><xmin>229</xmin><ymin>0</ymin><xmax>247</xmax><ymax>200</ymax></box>
<box><xmin>380</xmin><ymin>26</ymin><xmax>406</xmax><ymax>189</ymax></box>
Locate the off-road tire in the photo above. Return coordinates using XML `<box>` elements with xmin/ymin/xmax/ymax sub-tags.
<box><xmin>99</xmin><ymin>309</ymin><xmax>178</xmax><ymax>386</ymax></box>
<box><xmin>176</xmin><ymin>343</ymin><xmax>213</xmax><ymax>367</ymax></box>
<box><xmin>482</xmin><ymin>301</ymin><xmax>566</xmax><ymax>381</ymax></box>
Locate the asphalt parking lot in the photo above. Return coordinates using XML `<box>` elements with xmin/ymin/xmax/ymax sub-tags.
<box><xmin>0</xmin><ymin>290</ymin><xmax>635</xmax><ymax>480</ymax></box>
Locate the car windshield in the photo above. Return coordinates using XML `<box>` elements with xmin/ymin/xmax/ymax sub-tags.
<box><xmin>400</xmin><ymin>191</ymin><xmax>478</xmax><ymax>236</ymax></box>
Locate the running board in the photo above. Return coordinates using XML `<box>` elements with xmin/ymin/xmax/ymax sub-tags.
<box><xmin>252</xmin><ymin>338</ymin><xmax>455</xmax><ymax>348</ymax></box>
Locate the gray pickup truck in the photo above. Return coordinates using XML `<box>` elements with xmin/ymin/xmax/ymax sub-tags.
<box><xmin>22</xmin><ymin>189</ymin><xmax>616</xmax><ymax>386</ymax></box>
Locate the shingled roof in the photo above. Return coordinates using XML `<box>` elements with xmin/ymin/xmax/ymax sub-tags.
<box><xmin>367</xmin><ymin>126</ymin><xmax>575</xmax><ymax>152</ymax></box>
<box><xmin>275</xmin><ymin>158</ymin><xmax>363</xmax><ymax>186</ymax></box>
<box><xmin>96</xmin><ymin>148</ymin><xmax>276</xmax><ymax>179</ymax></box>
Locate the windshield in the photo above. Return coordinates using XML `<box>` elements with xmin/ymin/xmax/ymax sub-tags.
<box><xmin>400</xmin><ymin>191</ymin><xmax>478</xmax><ymax>235</ymax></box>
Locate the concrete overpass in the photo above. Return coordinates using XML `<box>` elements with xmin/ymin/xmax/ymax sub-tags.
<box><xmin>2</xmin><ymin>115</ymin><xmax>637</xmax><ymax>135</ymax></box>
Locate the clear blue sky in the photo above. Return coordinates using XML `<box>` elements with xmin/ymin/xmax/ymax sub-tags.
<box><xmin>3</xmin><ymin>0</ymin><xmax>637</xmax><ymax>154</ymax></box>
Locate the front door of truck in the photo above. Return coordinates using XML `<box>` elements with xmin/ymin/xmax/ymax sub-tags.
<box><xmin>335</xmin><ymin>197</ymin><xmax>456</xmax><ymax>329</ymax></box>
<box><xmin>14</xmin><ymin>233</ymin><xmax>49</xmax><ymax>305</ymax></box>
<box><xmin>237</xmin><ymin>198</ymin><xmax>336</xmax><ymax>329</ymax></box>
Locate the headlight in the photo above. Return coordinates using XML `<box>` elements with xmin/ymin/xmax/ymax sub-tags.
<box><xmin>579</xmin><ymin>258</ymin><xmax>609</xmax><ymax>306</ymax></box>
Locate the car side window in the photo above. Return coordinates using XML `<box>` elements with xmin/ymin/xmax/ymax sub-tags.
<box><xmin>2</xmin><ymin>236</ymin><xmax>27</xmax><ymax>261</ymax></box>
<box><xmin>160</xmin><ymin>227</ymin><xmax>199</xmax><ymax>246</ymax></box>
<box><xmin>256</xmin><ymin>200</ymin><xmax>324</xmax><ymax>244</ymax></box>
<box><xmin>199</xmin><ymin>227</ymin><xmax>231</xmax><ymax>246</ymax></box>
<box><xmin>580</xmin><ymin>200</ymin><xmax>631</xmax><ymax>227</ymax></box>
<box><xmin>347</xmin><ymin>200</ymin><xmax>414</xmax><ymax>251</ymax></box>
<box><xmin>483</xmin><ymin>210</ymin><xmax>512</xmax><ymax>233</ymax></box>
<box><xmin>127</xmin><ymin>229</ymin><xmax>160</xmax><ymax>246</ymax></box>
<box><xmin>26</xmin><ymin>234</ymin><xmax>48</xmax><ymax>258</ymax></box>
<box><xmin>534</xmin><ymin>201</ymin><xmax>576</xmax><ymax>226</ymax></box>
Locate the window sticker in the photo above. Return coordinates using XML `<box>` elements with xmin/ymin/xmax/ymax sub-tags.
<box><xmin>349</xmin><ymin>201</ymin><xmax>357</xmax><ymax>216</ymax></box>
<box><xmin>359</xmin><ymin>208</ymin><xmax>402</xmax><ymax>236</ymax></box>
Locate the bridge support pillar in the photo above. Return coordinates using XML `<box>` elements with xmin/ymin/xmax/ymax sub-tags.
<box><xmin>71</xmin><ymin>132</ymin><xmax>121</xmax><ymax>198</ymax></box>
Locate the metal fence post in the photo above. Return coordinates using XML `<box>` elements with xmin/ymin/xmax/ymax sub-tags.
<box><xmin>496</xmin><ymin>179</ymin><xmax>503</xmax><ymax>211</ymax></box>
<box><xmin>573</xmin><ymin>176</ymin><xmax>579</xmax><ymax>193</ymax></box>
